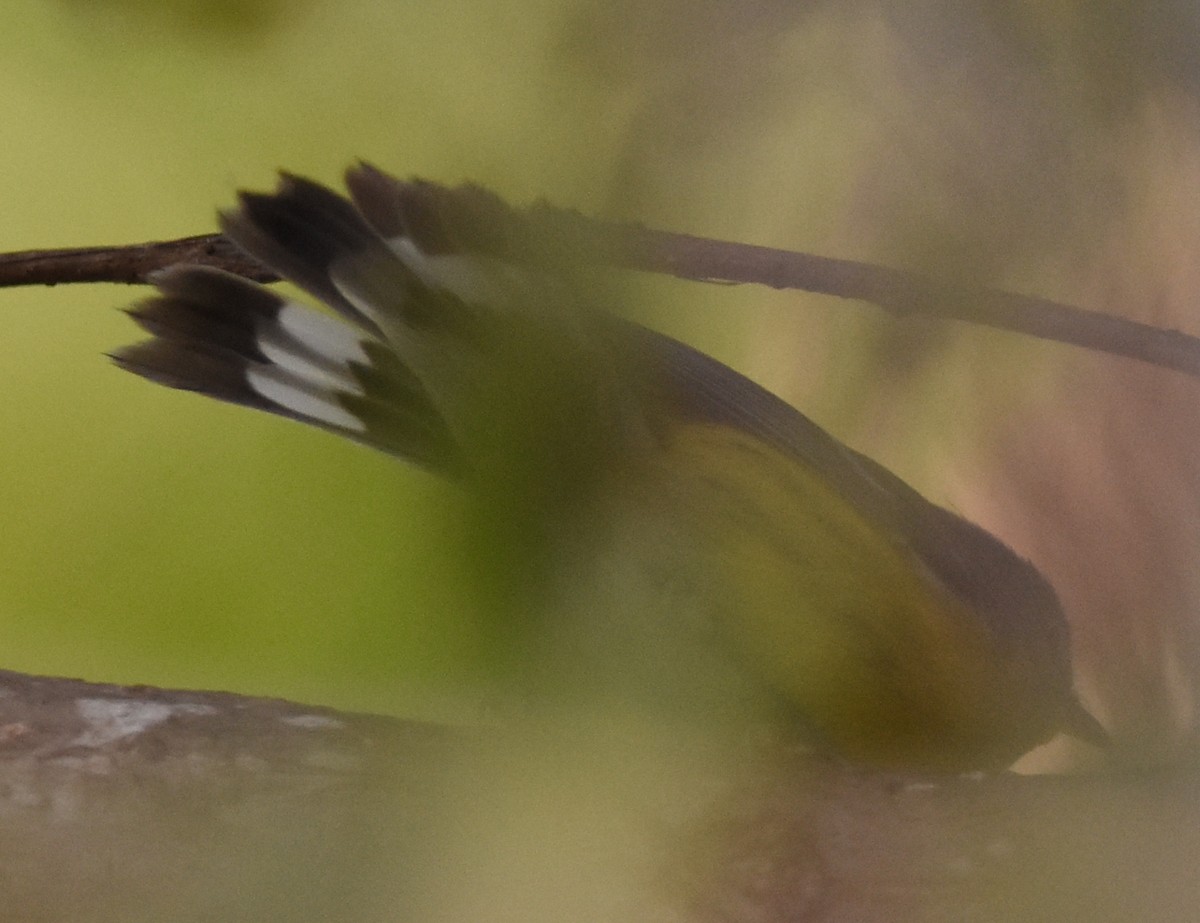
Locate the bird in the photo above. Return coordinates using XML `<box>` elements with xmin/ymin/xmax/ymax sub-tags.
<box><xmin>111</xmin><ymin>164</ymin><xmax>1106</xmax><ymax>771</ymax></box>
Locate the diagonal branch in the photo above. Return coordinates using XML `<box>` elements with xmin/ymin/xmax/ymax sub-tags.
<box><xmin>2</xmin><ymin>180</ymin><xmax>1197</xmax><ymax>383</ymax></box>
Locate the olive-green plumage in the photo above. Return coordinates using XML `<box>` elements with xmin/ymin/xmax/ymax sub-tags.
<box><xmin>113</xmin><ymin>165</ymin><xmax>1104</xmax><ymax>770</ymax></box>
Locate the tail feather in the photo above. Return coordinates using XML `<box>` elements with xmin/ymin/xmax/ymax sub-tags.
<box><xmin>346</xmin><ymin>163</ymin><xmax>457</xmax><ymax>253</ymax></box>
<box><xmin>219</xmin><ymin>175</ymin><xmax>386</xmax><ymax>333</ymax></box>
<box><xmin>114</xmin><ymin>263</ymin><xmax>456</xmax><ymax>468</ymax></box>
<box><xmin>112</xmin><ymin>337</ymin><xmax>267</xmax><ymax>408</ymax></box>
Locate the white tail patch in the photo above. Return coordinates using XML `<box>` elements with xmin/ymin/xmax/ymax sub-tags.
<box><xmin>256</xmin><ymin>302</ymin><xmax>371</xmax><ymax>394</ymax></box>
<box><xmin>247</xmin><ymin>365</ymin><xmax>365</xmax><ymax>432</ymax></box>
<box><xmin>276</xmin><ymin>302</ymin><xmax>372</xmax><ymax>365</ymax></box>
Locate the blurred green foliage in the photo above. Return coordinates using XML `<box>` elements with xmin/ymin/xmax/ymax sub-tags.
<box><xmin>0</xmin><ymin>0</ymin><xmax>801</xmax><ymax>720</ymax></box>
<box><xmin>0</xmin><ymin>1</ymin><xmax>1191</xmax><ymax>742</ymax></box>
<box><xmin>57</xmin><ymin>0</ymin><xmax>303</xmax><ymax>40</ymax></box>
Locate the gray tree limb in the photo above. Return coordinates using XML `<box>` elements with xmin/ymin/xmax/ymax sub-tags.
<box><xmin>0</xmin><ymin>669</ymin><xmax>1192</xmax><ymax>922</ymax></box>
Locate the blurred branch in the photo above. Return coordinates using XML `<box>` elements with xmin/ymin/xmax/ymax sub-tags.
<box><xmin>4</xmin><ymin>180</ymin><xmax>1200</xmax><ymax>382</ymax></box>
<box><xmin>0</xmin><ymin>234</ymin><xmax>273</xmax><ymax>287</ymax></box>
<box><xmin>0</xmin><ymin>667</ymin><xmax>1195</xmax><ymax>922</ymax></box>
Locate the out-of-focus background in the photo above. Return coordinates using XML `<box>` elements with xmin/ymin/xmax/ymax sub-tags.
<box><xmin>1</xmin><ymin>0</ymin><xmax>1199</xmax><ymax>765</ymax></box>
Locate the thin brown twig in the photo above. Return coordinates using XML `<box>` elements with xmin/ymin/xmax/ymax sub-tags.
<box><xmin>3</xmin><ymin>180</ymin><xmax>1199</xmax><ymax>382</ymax></box>
<box><xmin>615</xmin><ymin>226</ymin><xmax>1200</xmax><ymax>371</ymax></box>
<box><xmin>0</xmin><ymin>234</ymin><xmax>276</xmax><ymax>287</ymax></box>
<box><xmin>436</xmin><ymin>183</ymin><xmax>1200</xmax><ymax>381</ymax></box>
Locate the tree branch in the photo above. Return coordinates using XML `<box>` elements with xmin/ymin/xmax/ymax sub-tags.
<box><xmin>3</xmin><ymin>181</ymin><xmax>1198</xmax><ymax>382</ymax></box>
<box><xmin>0</xmin><ymin>668</ymin><xmax>1192</xmax><ymax>922</ymax></box>
<box><xmin>0</xmin><ymin>234</ymin><xmax>274</xmax><ymax>287</ymax></box>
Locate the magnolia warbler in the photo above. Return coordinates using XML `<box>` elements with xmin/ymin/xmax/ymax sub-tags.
<box><xmin>112</xmin><ymin>165</ymin><xmax>1105</xmax><ymax>770</ymax></box>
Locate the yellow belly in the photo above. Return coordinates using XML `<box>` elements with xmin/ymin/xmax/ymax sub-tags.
<box><xmin>655</xmin><ymin>422</ymin><xmax>1052</xmax><ymax>770</ymax></box>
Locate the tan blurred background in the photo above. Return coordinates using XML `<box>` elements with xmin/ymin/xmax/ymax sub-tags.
<box><xmin>0</xmin><ymin>0</ymin><xmax>1197</xmax><ymax>766</ymax></box>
